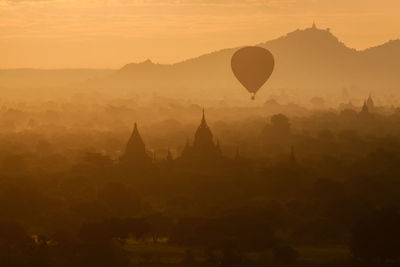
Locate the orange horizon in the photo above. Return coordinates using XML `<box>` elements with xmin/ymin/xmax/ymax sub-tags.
<box><xmin>1</xmin><ymin>0</ymin><xmax>399</xmax><ymax>69</ymax></box>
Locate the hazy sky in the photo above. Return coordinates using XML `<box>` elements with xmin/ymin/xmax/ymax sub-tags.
<box><xmin>1</xmin><ymin>0</ymin><xmax>399</xmax><ymax>68</ymax></box>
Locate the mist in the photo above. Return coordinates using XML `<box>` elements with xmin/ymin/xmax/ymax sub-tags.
<box><xmin>0</xmin><ymin>18</ymin><xmax>400</xmax><ymax>267</ymax></box>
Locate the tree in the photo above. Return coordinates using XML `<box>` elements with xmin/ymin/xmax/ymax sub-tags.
<box><xmin>0</xmin><ymin>221</ymin><xmax>36</xmax><ymax>266</ymax></box>
<box><xmin>270</xmin><ymin>114</ymin><xmax>291</xmax><ymax>137</ymax></box>
<box><xmin>77</xmin><ymin>220</ymin><xmax>131</xmax><ymax>267</ymax></box>
<box><xmin>182</xmin><ymin>249</ymin><xmax>197</xmax><ymax>266</ymax></box>
<box><xmin>262</xmin><ymin>113</ymin><xmax>291</xmax><ymax>141</ymax></box>
<box><xmin>350</xmin><ymin>208</ymin><xmax>400</xmax><ymax>266</ymax></box>
<box><xmin>273</xmin><ymin>245</ymin><xmax>299</xmax><ymax>266</ymax></box>
<box><xmin>98</xmin><ymin>182</ymin><xmax>141</xmax><ymax>216</ymax></box>
<box><xmin>144</xmin><ymin>214</ymin><xmax>174</xmax><ymax>243</ymax></box>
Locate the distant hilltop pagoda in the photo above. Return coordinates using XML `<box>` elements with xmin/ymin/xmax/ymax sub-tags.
<box><xmin>312</xmin><ymin>21</ymin><xmax>317</xmax><ymax>29</ymax></box>
<box><xmin>310</xmin><ymin>21</ymin><xmax>330</xmax><ymax>32</ymax></box>
<box><xmin>120</xmin><ymin>122</ymin><xmax>152</xmax><ymax>168</ymax></box>
<box><xmin>180</xmin><ymin>110</ymin><xmax>222</xmax><ymax>160</ymax></box>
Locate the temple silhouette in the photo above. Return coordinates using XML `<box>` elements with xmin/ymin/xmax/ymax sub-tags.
<box><xmin>120</xmin><ymin>110</ymin><xmax>227</xmax><ymax>171</ymax></box>
<box><xmin>366</xmin><ymin>94</ymin><xmax>374</xmax><ymax>111</ymax></box>
<box><xmin>120</xmin><ymin>122</ymin><xmax>152</xmax><ymax>170</ymax></box>
<box><xmin>180</xmin><ymin>109</ymin><xmax>222</xmax><ymax>160</ymax></box>
<box><xmin>361</xmin><ymin>100</ymin><xmax>369</xmax><ymax>114</ymax></box>
<box><xmin>360</xmin><ymin>95</ymin><xmax>376</xmax><ymax>115</ymax></box>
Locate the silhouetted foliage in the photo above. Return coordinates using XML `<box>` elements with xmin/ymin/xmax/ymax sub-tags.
<box><xmin>273</xmin><ymin>245</ymin><xmax>299</xmax><ymax>266</ymax></box>
<box><xmin>350</xmin><ymin>208</ymin><xmax>400</xmax><ymax>265</ymax></box>
<box><xmin>0</xmin><ymin>97</ymin><xmax>400</xmax><ymax>266</ymax></box>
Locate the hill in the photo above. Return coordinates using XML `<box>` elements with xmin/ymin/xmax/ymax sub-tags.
<box><xmin>88</xmin><ymin>24</ymin><xmax>400</xmax><ymax>100</ymax></box>
<box><xmin>1</xmin><ymin>24</ymin><xmax>399</xmax><ymax>102</ymax></box>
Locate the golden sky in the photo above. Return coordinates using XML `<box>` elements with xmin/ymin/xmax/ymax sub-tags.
<box><xmin>0</xmin><ymin>0</ymin><xmax>399</xmax><ymax>68</ymax></box>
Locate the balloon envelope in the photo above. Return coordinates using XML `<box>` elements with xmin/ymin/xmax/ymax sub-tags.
<box><xmin>231</xmin><ymin>46</ymin><xmax>274</xmax><ymax>98</ymax></box>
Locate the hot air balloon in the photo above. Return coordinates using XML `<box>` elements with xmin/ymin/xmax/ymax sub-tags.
<box><xmin>231</xmin><ymin>46</ymin><xmax>275</xmax><ymax>100</ymax></box>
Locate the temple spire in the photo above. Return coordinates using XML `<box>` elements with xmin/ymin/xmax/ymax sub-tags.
<box><xmin>127</xmin><ymin>122</ymin><xmax>145</xmax><ymax>152</ymax></box>
<box><xmin>361</xmin><ymin>100</ymin><xmax>369</xmax><ymax>113</ymax></box>
<box><xmin>180</xmin><ymin>110</ymin><xmax>222</xmax><ymax>160</ymax></box>
<box><xmin>132</xmin><ymin>122</ymin><xmax>138</xmax><ymax>135</ymax></box>
<box><xmin>200</xmin><ymin>108</ymin><xmax>207</xmax><ymax>128</ymax></box>
<box><xmin>120</xmin><ymin>122</ymin><xmax>152</xmax><ymax>166</ymax></box>
<box><xmin>367</xmin><ymin>94</ymin><xmax>374</xmax><ymax>111</ymax></box>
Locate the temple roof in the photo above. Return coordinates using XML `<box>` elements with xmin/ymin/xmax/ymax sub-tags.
<box><xmin>193</xmin><ymin>109</ymin><xmax>214</xmax><ymax>149</ymax></box>
<box><xmin>121</xmin><ymin>122</ymin><xmax>151</xmax><ymax>165</ymax></box>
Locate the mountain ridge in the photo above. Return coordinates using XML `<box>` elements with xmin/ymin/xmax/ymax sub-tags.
<box><xmin>96</xmin><ymin>25</ymin><xmax>399</xmax><ymax>99</ymax></box>
<box><xmin>1</xmin><ymin>25</ymin><xmax>399</xmax><ymax>101</ymax></box>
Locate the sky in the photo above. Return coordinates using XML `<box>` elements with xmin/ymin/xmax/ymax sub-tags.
<box><xmin>0</xmin><ymin>0</ymin><xmax>399</xmax><ymax>69</ymax></box>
